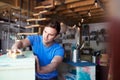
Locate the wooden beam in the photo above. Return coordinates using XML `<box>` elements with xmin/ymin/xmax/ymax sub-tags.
<box><xmin>74</xmin><ymin>6</ymin><xmax>101</xmax><ymax>12</ymax></box>
<box><xmin>55</xmin><ymin>0</ymin><xmax>80</xmax><ymax>6</ymax></box>
<box><xmin>27</xmin><ymin>18</ymin><xmax>50</xmax><ymax>22</ymax></box>
<box><xmin>0</xmin><ymin>0</ymin><xmax>16</xmax><ymax>6</ymax></box>
<box><xmin>66</xmin><ymin>0</ymin><xmax>94</xmax><ymax>9</ymax></box>
<box><xmin>34</xmin><ymin>5</ymin><xmax>54</xmax><ymax>10</ymax></box>
<box><xmin>84</xmin><ymin>17</ymin><xmax>106</xmax><ymax>23</ymax></box>
<box><xmin>35</xmin><ymin>0</ymin><xmax>54</xmax><ymax>10</ymax></box>
<box><xmin>17</xmin><ymin>32</ymin><xmax>39</xmax><ymax>35</ymax></box>
<box><xmin>56</xmin><ymin>0</ymin><xmax>94</xmax><ymax>13</ymax></box>
<box><xmin>25</xmin><ymin>24</ymin><xmax>44</xmax><ymax>28</ymax></box>
<box><xmin>33</xmin><ymin>10</ymin><xmax>50</xmax><ymax>16</ymax></box>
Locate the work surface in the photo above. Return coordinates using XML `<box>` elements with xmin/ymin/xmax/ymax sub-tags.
<box><xmin>0</xmin><ymin>51</ymin><xmax>35</xmax><ymax>80</ymax></box>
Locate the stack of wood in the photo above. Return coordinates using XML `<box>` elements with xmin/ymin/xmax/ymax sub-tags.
<box><xmin>18</xmin><ymin>0</ymin><xmax>54</xmax><ymax>35</ymax></box>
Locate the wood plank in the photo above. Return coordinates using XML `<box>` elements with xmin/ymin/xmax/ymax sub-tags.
<box><xmin>27</xmin><ymin>18</ymin><xmax>50</xmax><ymax>22</ymax></box>
<box><xmin>58</xmin><ymin>4</ymin><xmax>101</xmax><ymax>15</ymax></box>
<box><xmin>33</xmin><ymin>10</ymin><xmax>50</xmax><ymax>16</ymax></box>
<box><xmin>54</xmin><ymin>0</ymin><xmax>80</xmax><ymax>6</ymax></box>
<box><xmin>74</xmin><ymin>6</ymin><xmax>101</xmax><ymax>12</ymax></box>
<box><xmin>66</xmin><ymin>0</ymin><xmax>94</xmax><ymax>9</ymax></box>
<box><xmin>0</xmin><ymin>0</ymin><xmax>16</xmax><ymax>6</ymax></box>
<box><xmin>64</xmin><ymin>0</ymin><xmax>81</xmax><ymax>4</ymax></box>
<box><xmin>58</xmin><ymin>9</ymin><xmax>73</xmax><ymax>14</ymax></box>
<box><xmin>41</xmin><ymin>0</ymin><xmax>54</xmax><ymax>6</ymax></box>
<box><xmin>25</xmin><ymin>24</ymin><xmax>44</xmax><ymax>28</ymax></box>
<box><xmin>85</xmin><ymin>17</ymin><xmax>106</xmax><ymax>23</ymax></box>
<box><xmin>34</xmin><ymin>5</ymin><xmax>54</xmax><ymax>10</ymax></box>
<box><xmin>17</xmin><ymin>32</ymin><xmax>39</xmax><ymax>35</ymax></box>
<box><xmin>56</xmin><ymin>0</ymin><xmax>94</xmax><ymax>12</ymax></box>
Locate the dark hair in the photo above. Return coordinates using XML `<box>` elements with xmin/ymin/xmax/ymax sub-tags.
<box><xmin>46</xmin><ymin>21</ymin><xmax>61</xmax><ymax>35</ymax></box>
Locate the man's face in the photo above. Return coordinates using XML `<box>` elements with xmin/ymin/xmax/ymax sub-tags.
<box><xmin>42</xmin><ymin>27</ymin><xmax>57</xmax><ymax>45</ymax></box>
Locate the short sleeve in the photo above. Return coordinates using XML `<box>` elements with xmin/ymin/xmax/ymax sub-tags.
<box><xmin>27</xmin><ymin>35</ymin><xmax>35</xmax><ymax>45</ymax></box>
<box><xmin>54</xmin><ymin>46</ymin><xmax>64</xmax><ymax>58</ymax></box>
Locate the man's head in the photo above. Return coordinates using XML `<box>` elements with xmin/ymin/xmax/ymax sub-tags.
<box><xmin>46</xmin><ymin>21</ymin><xmax>61</xmax><ymax>35</ymax></box>
<box><xmin>42</xmin><ymin>21</ymin><xmax>61</xmax><ymax>46</ymax></box>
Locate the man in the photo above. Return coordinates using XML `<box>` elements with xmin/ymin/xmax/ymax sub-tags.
<box><xmin>10</xmin><ymin>21</ymin><xmax>64</xmax><ymax>80</ymax></box>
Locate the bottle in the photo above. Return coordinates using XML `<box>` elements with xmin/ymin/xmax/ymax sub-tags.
<box><xmin>72</xmin><ymin>44</ymin><xmax>80</xmax><ymax>62</ymax></box>
<box><xmin>72</xmin><ymin>49</ymin><xmax>77</xmax><ymax>62</ymax></box>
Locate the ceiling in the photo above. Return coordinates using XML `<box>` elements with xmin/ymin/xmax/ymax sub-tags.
<box><xmin>0</xmin><ymin>0</ymin><xmax>108</xmax><ymax>26</ymax></box>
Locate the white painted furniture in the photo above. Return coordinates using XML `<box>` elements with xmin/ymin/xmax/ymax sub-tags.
<box><xmin>0</xmin><ymin>51</ymin><xmax>35</xmax><ymax>80</ymax></box>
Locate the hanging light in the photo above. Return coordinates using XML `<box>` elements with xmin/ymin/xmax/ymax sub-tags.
<box><xmin>72</xmin><ymin>25</ymin><xmax>76</xmax><ymax>29</ymax></box>
<box><xmin>27</xmin><ymin>21</ymin><xmax>30</xmax><ymax>25</ymax></box>
<box><xmin>78</xmin><ymin>22</ymin><xmax>81</xmax><ymax>26</ymax></box>
<box><xmin>88</xmin><ymin>11</ymin><xmax>91</xmax><ymax>17</ymax></box>
<box><xmin>2</xmin><ymin>13</ymin><xmax>6</xmax><ymax>16</ymax></box>
<box><xmin>70</xmin><ymin>5</ymin><xmax>73</xmax><ymax>8</ymax></box>
<box><xmin>81</xmin><ymin>18</ymin><xmax>84</xmax><ymax>23</ymax></box>
<box><xmin>17</xmin><ymin>24</ymin><xmax>20</xmax><ymax>27</ymax></box>
<box><xmin>12</xmin><ymin>12</ymin><xmax>15</xmax><ymax>15</ymax></box>
<box><xmin>94</xmin><ymin>0</ymin><xmax>98</xmax><ymax>8</ymax></box>
<box><xmin>15</xmin><ymin>18</ymin><xmax>18</xmax><ymax>22</ymax></box>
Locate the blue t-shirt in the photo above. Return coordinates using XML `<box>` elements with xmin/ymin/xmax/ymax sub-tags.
<box><xmin>27</xmin><ymin>35</ymin><xmax>64</xmax><ymax>79</ymax></box>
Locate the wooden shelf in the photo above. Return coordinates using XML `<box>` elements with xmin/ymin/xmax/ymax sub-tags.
<box><xmin>33</xmin><ymin>10</ymin><xmax>48</xmax><ymax>16</ymax></box>
<box><xmin>25</xmin><ymin>24</ymin><xmax>44</xmax><ymax>28</ymax></box>
<box><xmin>17</xmin><ymin>32</ymin><xmax>39</xmax><ymax>35</ymax></box>
<box><xmin>21</xmin><ymin>0</ymin><xmax>54</xmax><ymax>36</ymax></box>
<box><xmin>34</xmin><ymin>5</ymin><xmax>54</xmax><ymax>10</ymax></box>
<box><xmin>27</xmin><ymin>18</ymin><xmax>50</xmax><ymax>22</ymax></box>
<box><xmin>33</xmin><ymin>10</ymin><xmax>52</xmax><ymax>16</ymax></box>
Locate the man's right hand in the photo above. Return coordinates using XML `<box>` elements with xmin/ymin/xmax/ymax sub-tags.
<box><xmin>7</xmin><ymin>49</ymin><xmax>22</xmax><ymax>58</ymax></box>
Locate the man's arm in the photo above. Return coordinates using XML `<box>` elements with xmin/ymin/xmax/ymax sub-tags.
<box><xmin>35</xmin><ymin>56</ymin><xmax>63</xmax><ymax>74</ymax></box>
<box><xmin>12</xmin><ymin>38</ymin><xmax>31</xmax><ymax>50</ymax></box>
<box><xmin>7</xmin><ymin>38</ymin><xmax>31</xmax><ymax>58</ymax></box>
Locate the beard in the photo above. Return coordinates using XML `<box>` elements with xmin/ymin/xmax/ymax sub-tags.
<box><xmin>42</xmin><ymin>38</ymin><xmax>54</xmax><ymax>46</ymax></box>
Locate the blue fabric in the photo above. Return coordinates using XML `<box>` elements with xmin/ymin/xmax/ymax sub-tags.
<box><xmin>77</xmin><ymin>68</ymin><xmax>91</xmax><ymax>80</ymax></box>
<box><xmin>27</xmin><ymin>35</ymin><xmax>64</xmax><ymax>79</ymax></box>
